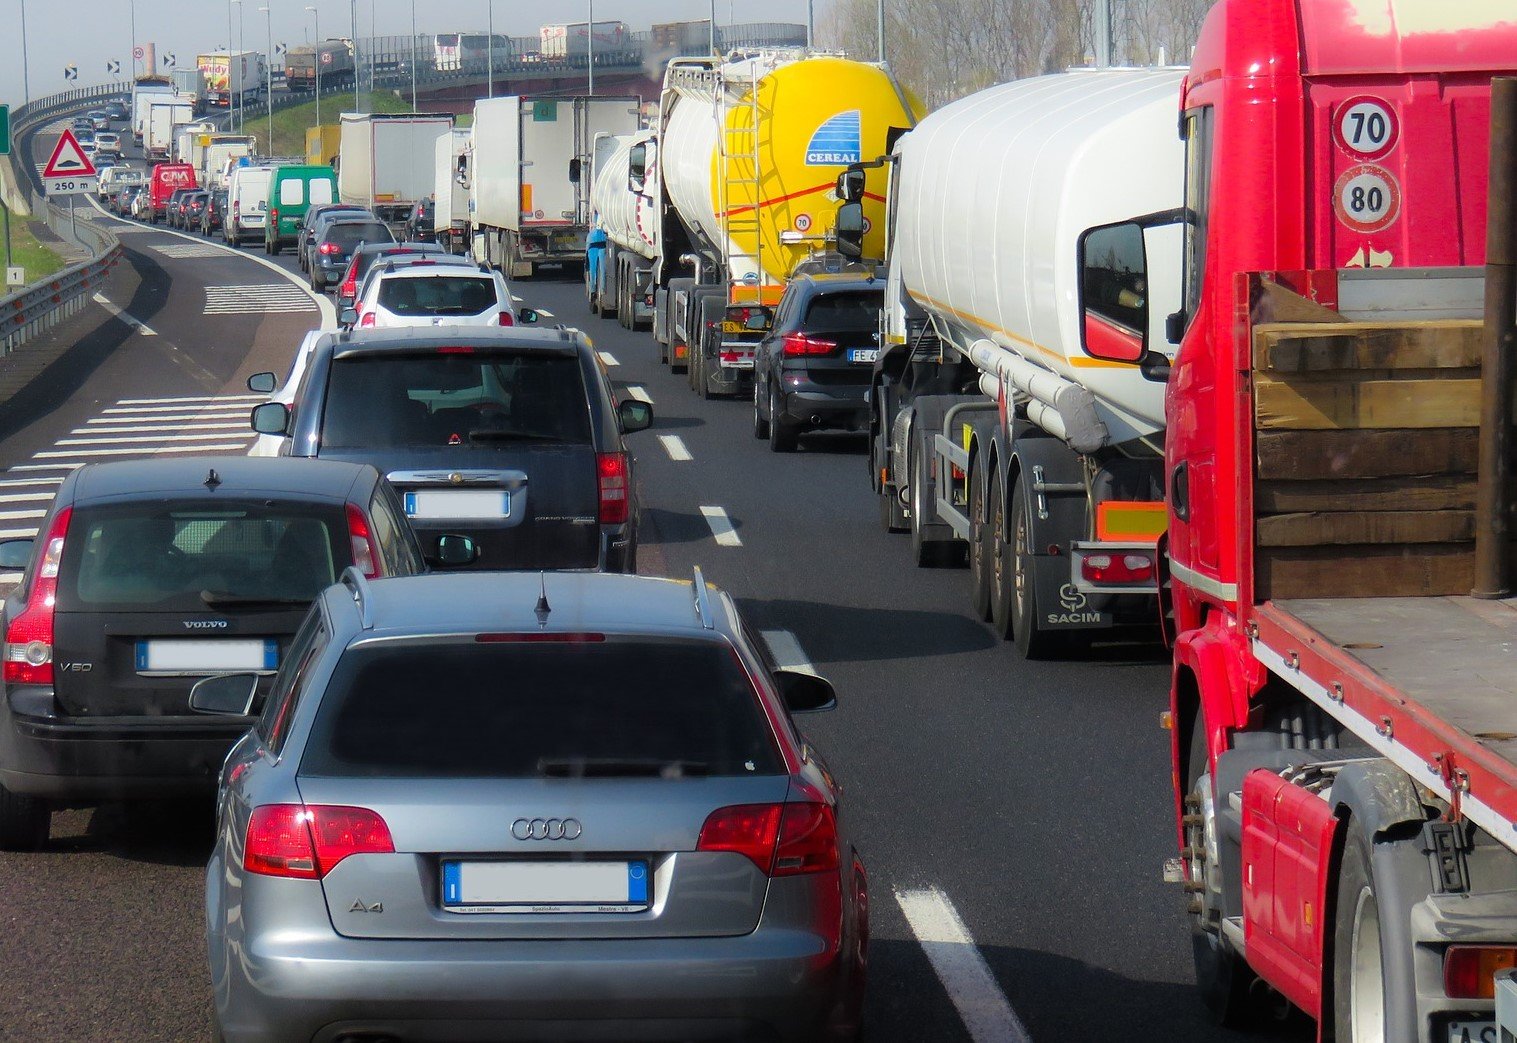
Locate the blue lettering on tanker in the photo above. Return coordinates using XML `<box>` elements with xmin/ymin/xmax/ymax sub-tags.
<box><xmin>805</xmin><ymin>110</ymin><xmax>862</xmax><ymax>166</ymax></box>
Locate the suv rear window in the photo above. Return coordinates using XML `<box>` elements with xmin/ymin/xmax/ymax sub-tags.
<box><xmin>58</xmin><ymin>502</ymin><xmax>344</xmax><ymax>612</ymax></box>
<box><xmin>321</xmin><ymin>353</ymin><xmax>591</xmax><ymax>448</ymax></box>
<box><xmin>803</xmin><ymin>290</ymin><xmax>882</xmax><ymax>331</ymax></box>
<box><xmin>378</xmin><ymin>275</ymin><xmax>497</xmax><ymax>317</ymax></box>
<box><xmin>327</xmin><ymin>223</ymin><xmax>393</xmax><ymax>247</ymax></box>
<box><xmin>299</xmin><ymin>639</ymin><xmax>784</xmax><ymax>778</ymax></box>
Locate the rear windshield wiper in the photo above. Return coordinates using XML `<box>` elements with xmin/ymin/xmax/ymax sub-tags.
<box><xmin>467</xmin><ymin>429</ymin><xmax>566</xmax><ymax>443</ymax></box>
<box><xmin>200</xmin><ymin>590</ymin><xmax>312</xmax><ymax>608</ymax></box>
<box><xmin>537</xmin><ymin>757</ymin><xmax>711</xmax><ymax>778</ymax></box>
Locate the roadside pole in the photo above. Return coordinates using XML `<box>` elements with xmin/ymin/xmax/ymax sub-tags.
<box><xmin>4</xmin><ymin>204</ymin><xmax>12</xmax><ymax>270</ymax></box>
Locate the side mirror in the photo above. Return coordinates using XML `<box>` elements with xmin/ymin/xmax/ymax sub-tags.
<box><xmin>836</xmin><ymin>166</ymin><xmax>865</xmax><ymax>204</ymax></box>
<box><xmin>189</xmin><ymin>673</ymin><xmax>260</xmax><ymax>716</ymax></box>
<box><xmin>618</xmin><ymin>399</ymin><xmax>653</xmax><ymax>432</ymax></box>
<box><xmin>627</xmin><ymin>142</ymin><xmax>647</xmax><ymax>193</ymax></box>
<box><xmin>567</xmin><ymin>158</ymin><xmax>582</xmax><ymax>184</ymax></box>
<box><xmin>1077</xmin><ymin>220</ymin><xmax>1148</xmax><ymax>364</ymax></box>
<box><xmin>250</xmin><ymin>402</ymin><xmax>291</xmax><ymax>436</ymax></box>
<box><xmin>517</xmin><ymin>308</ymin><xmax>539</xmax><ymax>325</ymax></box>
<box><xmin>835</xmin><ymin>202</ymin><xmax>864</xmax><ymax>261</ymax></box>
<box><xmin>428</xmin><ymin>533</ymin><xmax>480</xmax><ymax>568</ymax></box>
<box><xmin>774</xmin><ymin>669</ymin><xmax>837</xmax><ymax>713</ymax></box>
<box><xmin>340</xmin><ymin>307</ymin><xmax>357</xmax><ymax>326</ymax></box>
<box><xmin>246</xmin><ymin>371</ymin><xmax>277</xmax><ymax>394</ymax></box>
<box><xmin>0</xmin><ymin>539</ymin><xmax>34</xmax><ymax>571</ymax></box>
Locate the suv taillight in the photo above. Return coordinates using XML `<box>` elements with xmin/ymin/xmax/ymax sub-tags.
<box><xmin>345</xmin><ymin>503</ymin><xmax>382</xmax><ymax>577</ymax></box>
<box><xmin>782</xmin><ymin>333</ymin><xmax>838</xmax><ymax>357</ymax></box>
<box><xmin>596</xmin><ymin>452</ymin><xmax>629</xmax><ymax>525</ymax></box>
<box><xmin>498</xmin><ymin>311</ymin><xmax>514</xmax><ymax>326</ymax></box>
<box><xmin>245</xmin><ymin>804</ymin><xmax>394</xmax><ymax>879</ymax></box>
<box><xmin>319</xmin><ymin>242</ymin><xmax>340</xmax><ymax>255</ymax></box>
<box><xmin>358</xmin><ymin>311</ymin><xmax>375</xmax><ymax>328</ymax></box>
<box><xmin>697</xmin><ymin>802</ymin><xmax>839</xmax><ymax>876</ymax></box>
<box><xmin>4</xmin><ymin>507</ymin><xmax>72</xmax><ymax>686</ymax></box>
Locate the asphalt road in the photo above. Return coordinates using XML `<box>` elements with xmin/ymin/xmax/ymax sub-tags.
<box><xmin>0</xmin><ymin>123</ymin><xmax>1314</xmax><ymax>1043</ymax></box>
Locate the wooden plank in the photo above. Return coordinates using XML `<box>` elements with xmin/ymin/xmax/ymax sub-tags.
<box><xmin>1255</xmin><ymin>429</ymin><xmax>1478</xmax><ymax>479</ymax></box>
<box><xmin>1257</xmin><ymin>510</ymin><xmax>1474</xmax><ymax>547</ymax></box>
<box><xmin>1251</xmin><ymin>283</ymin><xmax>1352</xmax><ymax>327</ymax></box>
<box><xmin>1255</xmin><ymin>476</ymin><xmax>1478</xmax><ymax>512</ymax></box>
<box><xmin>1256</xmin><ymin>544</ymin><xmax>1474</xmax><ymax>599</ymax></box>
<box><xmin>1254</xmin><ymin>320</ymin><xmax>1483</xmax><ymax>373</ymax></box>
<box><xmin>1254</xmin><ymin>376</ymin><xmax>1481</xmax><ymax>430</ymax></box>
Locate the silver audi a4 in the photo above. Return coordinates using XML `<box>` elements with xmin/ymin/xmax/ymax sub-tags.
<box><xmin>198</xmin><ymin>569</ymin><xmax>866</xmax><ymax>1043</ymax></box>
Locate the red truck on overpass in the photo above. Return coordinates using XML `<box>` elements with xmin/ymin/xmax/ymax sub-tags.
<box><xmin>1092</xmin><ymin>1</ymin><xmax>1517</xmax><ymax>1038</ymax></box>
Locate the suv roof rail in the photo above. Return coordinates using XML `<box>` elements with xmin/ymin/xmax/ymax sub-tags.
<box><xmin>339</xmin><ymin>566</ymin><xmax>375</xmax><ymax>630</ymax></box>
<box><xmin>478</xmin><ymin>261</ymin><xmax>491</xmax><ymax>273</ymax></box>
<box><xmin>691</xmin><ymin>565</ymin><xmax>714</xmax><ymax>630</ymax></box>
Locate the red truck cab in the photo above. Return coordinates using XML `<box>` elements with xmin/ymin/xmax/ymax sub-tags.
<box><xmin>148</xmin><ymin>163</ymin><xmax>198</xmax><ymax>223</ymax></box>
<box><xmin>1077</xmin><ymin>0</ymin><xmax>1517</xmax><ymax>1038</ymax></box>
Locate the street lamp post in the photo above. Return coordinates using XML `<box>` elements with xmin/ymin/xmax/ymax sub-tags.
<box><xmin>129</xmin><ymin>0</ymin><xmax>136</xmax><ymax>79</ymax></box>
<box><xmin>486</xmin><ymin>0</ymin><xmax>494</xmax><ymax>100</ymax></box>
<box><xmin>409</xmin><ymin>0</ymin><xmax>418</xmax><ymax>110</ymax></box>
<box><xmin>587</xmin><ymin>0</ymin><xmax>593</xmax><ymax>96</ymax></box>
<box><xmin>351</xmin><ymin>0</ymin><xmax>364</xmax><ymax>114</ymax></box>
<box><xmin>260</xmin><ymin>6</ymin><xmax>273</xmax><ymax>152</ymax></box>
<box><xmin>307</xmin><ymin>6</ymin><xmax>321</xmax><ymax>132</ymax></box>
<box><xmin>238</xmin><ymin>0</ymin><xmax>248</xmax><ymax>132</ymax></box>
<box><xmin>20</xmin><ymin>0</ymin><xmax>30</xmax><ymax>105</ymax></box>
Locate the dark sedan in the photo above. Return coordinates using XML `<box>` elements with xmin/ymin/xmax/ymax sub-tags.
<box><xmin>308</xmin><ymin>219</ymin><xmax>395</xmax><ymax>292</ymax></box>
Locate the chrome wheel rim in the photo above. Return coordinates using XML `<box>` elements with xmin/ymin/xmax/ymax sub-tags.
<box><xmin>1349</xmin><ymin>886</ymin><xmax>1384</xmax><ymax>1043</ymax></box>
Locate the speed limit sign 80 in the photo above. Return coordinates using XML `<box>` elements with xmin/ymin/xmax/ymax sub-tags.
<box><xmin>1333</xmin><ymin>163</ymin><xmax>1401</xmax><ymax>235</ymax></box>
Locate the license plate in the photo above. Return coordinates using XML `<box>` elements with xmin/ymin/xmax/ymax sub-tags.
<box><xmin>1447</xmin><ymin>1021</ymin><xmax>1496</xmax><ymax>1043</ymax></box>
<box><xmin>849</xmin><ymin>349</ymin><xmax>879</xmax><ymax>364</ymax></box>
<box><xmin>135</xmin><ymin>639</ymin><xmax>278</xmax><ymax>675</ymax></box>
<box><xmin>441</xmin><ymin>860</ymin><xmax>650</xmax><ymax>914</ymax></box>
<box><xmin>404</xmin><ymin>489</ymin><xmax>510</xmax><ymax>520</ymax></box>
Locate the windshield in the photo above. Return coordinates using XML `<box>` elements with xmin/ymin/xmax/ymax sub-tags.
<box><xmin>321</xmin><ymin>353</ymin><xmax>591</xmax><ymax>448</ymax></box>
<box><xmin>58</xmin><ymin>502</ymin><xmax>343</xmax><ymax>612</ymax></box>
<box><xmin>299</xmin><ymin>639</ymin><xmax>784</xmax><ymax>778</ymax></box>
<box><xmin>377</xmin><ymin>276</ymin><xmax>497</xmax><ymax>317</ymax></box>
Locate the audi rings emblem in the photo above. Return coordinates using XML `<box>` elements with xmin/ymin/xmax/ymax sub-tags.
<box><xmin>511</xmin><ymin>817</ymin><xmax>583</xmax><ymax>841</ymax></box>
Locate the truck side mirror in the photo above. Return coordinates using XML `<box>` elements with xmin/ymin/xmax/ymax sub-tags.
<box><xmin>835</xmin><ymin>202</ymin><xmax>865</xmax><ymax>260</ymax></box>
<box><xmin>567</xmin><ymin>158</ymin><xmax>582</xmax><ymax>184</ymax></box>
<box><xmin>1077</xmin><ymin>220</ymin><xmax>1148</xmax><ymax>364</ymax></box>
<box><xmin>836</xmin><ymin>167</ymin><xmax>866</xmax><ymax>204</ymax></box>
<box><xmin>628</xmin><ymin>142</ymin><xmax>647</xmax><ymax>194</ymax></box>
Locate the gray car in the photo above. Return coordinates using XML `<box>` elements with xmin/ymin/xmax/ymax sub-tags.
<box><xmin>197</xmin><ymin>568</ymin><xmax>865</xmax><ymax>1042</ymax></box>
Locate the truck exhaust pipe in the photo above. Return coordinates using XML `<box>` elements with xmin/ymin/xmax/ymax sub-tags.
<box><xmin>1474</xmin><ymin>76</ymin><xmax>1517</xmax><ymax>598</ymax></box>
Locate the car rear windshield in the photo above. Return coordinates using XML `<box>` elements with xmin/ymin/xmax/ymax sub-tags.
<box><xmin>803</xmin><ymin>290</ymin><xmax>882</xmax><ymax>331</ymax></box>
<box><xmin>378</xmin><ymin>275</ymin><xmax>497</xmax><ymax>317</ymax></box>
<box><xmin>321</xmin><ymin>352</ymin><xmax>592</xmax><ymax>448</ymax></box>
<box><xmin>57</xmin><ymin>502</ymin><xmax>345</xmax><ymax>612</ymax></box>
<box><xmin>299</xmin><ymin>639</ymin><xmax>785</xmax><ymax>778</ymax></box>
<box><xmin>327</xmin><ymin>223</ymin><xmax>393</xmax><ymax>247</ymax></box>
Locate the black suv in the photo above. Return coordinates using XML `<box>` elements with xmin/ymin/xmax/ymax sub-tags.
<box><xmin>0</xmin><ymin>457</ymin><xmax>428</xmax><ymax>849</ymax></box>
<box><xmin>309</xmin><ymin>217</ymin><xmax>394</xmax><ymax>291</ymax></box>
<box><xmin>298</xmin><ymin>203</ymin><xmax>370</xmax><ymax>272</ymax></box>
<box><xmin>403</xmin><ymin>195</ymin><xmax>436</xmax><ymax>243</ymax></box>
<box><xmin>249</xmin><ymin>327</ymin><xmax>653</xmax><ymax>572</ymax></box>
<box><xmin>752</xmin><ymin>274</ymin><xmax>883</xmax><ymax>452</ymax></box>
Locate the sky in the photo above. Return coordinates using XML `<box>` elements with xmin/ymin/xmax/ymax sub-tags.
<box><xmin>5</xmin><ymin>0</ymin><xmax>828</xmax><ymax>105</ymax></box>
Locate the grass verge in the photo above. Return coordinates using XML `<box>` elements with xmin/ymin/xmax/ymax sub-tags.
<box><xmin>0</xmin><ymin>215</ymin><xmax>66</xmax><ymax>286</ymax></box>
<box><xmin>248</xmin><ymin>90</ymin><xmax>415</xmax><ymax>157</ymax></box>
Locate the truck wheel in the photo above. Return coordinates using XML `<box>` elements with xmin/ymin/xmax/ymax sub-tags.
<box><xmin>968</xmin><ymin>467</ymin><xmax>993</xmax><ymax>620</ymax></box>
<box><xmin>768</xmin><ymin>383</ymin><xmax>798</xmax><ymax>452</ymax></box>
<box><xmin>0</xmin><ymin>781</ymin><xmax>48</xmax><ymax>851</ymax></box>
<box><xmin>1009</xmin><ymin>480</ymin><xmax>1064</xmax><ymax>659</ymax></box>
<box><xmin>753</xmin><ymin>379</ymin><xmax>770</xmax><ymax>439</ymax></box>
<box><xmin>1333</xmin><ymin>829</ymin><xmax>1386</xmax><ymax>1043</ymax></box>
<box><xmin>910</xmin><ymin>435</ymin><xmax>954</xmax><ymax>567</ymax></box>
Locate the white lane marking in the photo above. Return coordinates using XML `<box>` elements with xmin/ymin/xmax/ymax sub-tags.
<box><xmin>598</xmin><ymin>352</ymin><xmax>619</xmax><ymax>367</ymax></box>
<box><xmin>0</xmin><ymin>509</ymin><xmax>46</xmax><ymax>521</ymax></box>
<box><xmin>895</xmin><ymin>888</ymin><xmax>1033</xmax><ymax>1043</ymax></box>
<box><xmin>100</xmin><ymin>404</ymin><xmax>250</xmax><ymax>416</ymax></box>
<box><xmin>0</xmin><ymin>528</ymin><xmax>39</xmax><ymax>539</ymax></box>
<box><xmin>8</xmin><ymin>463</ymin><xmax>85</xmax><ymax>472</ymax></box>
<box><xmin>699</xmin><ymin>505</ymin><xmax>741</xmax><ymax>547</ymax></box>
<box><xmin>0</xmin><ymin>477</ymin><xmax>64</xmax><ymax>488</ymax></box>
<box><xmin>73</xmin><ymin>422</ymin><xmax>247</xmax><ymax>434</ymax></box>
<box><xmin>536</xmin><ymin>308</ymin><xmax>555</xmax><ymax>318</ymax></box>
<box><xmin>114</xmin><ymin>395</ymin><xmax>263</xmax><ymax>405</ymax></box>
<box><xmin>89</xmin><ymin>414</ymin><xmax>247</xmax><ymax>425</ymax></box>
<box><xmin>0</xmin><ymin>492</ymin><xmax>58</xmax><ymax>503</ymax></box>
<box><xmin>33</xmin><ymin>444</ymin><xmax>249</xmax><ymax>458</ymax></box>
<box><xmin>657</xmin><ymin>434</ymin><xmax>692</xmax><ymax>462</ymax></box>
<box><xmin>91</xmin><ymin>293</ymin><xmax>157</xmax><ymax>336</ymax></box>
<box><xmin>151</xmin><ymin>244</ymin><xmax>230</xmax><ymax>258</ymax></box>
<box><xmin>87</xmin><ymin>194</ymin><xmax>337</xmax><ymax>329</ymax></box>
<box><xmin>57</xmin><ymin>432</ymin><xmax>249</xmax><ymax>446</ymax></box>
<box><xmin>204</xmin><ymin>284</ymin><xmax>316</xmax><ymax>314</ymax></box>
<box><xmin>760</xmin><ymin>630</ymin><xmax>817</xmax><ymax>675</ymax></box>
<box><xmin>625</xmin><ymin>385</ymin><xmax>652</xmax><ymax>404</ymax></box>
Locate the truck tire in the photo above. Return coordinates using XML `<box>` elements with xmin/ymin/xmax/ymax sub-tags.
<box><xmin>0</xmin><ymin>781</ymin><xmax>48</xmax><ymax>851</ymax></box>
<box><xmin>1008</xmin><ymin>479</ymin><xmax>1064</xmax><ymax>659</ymax></box>
<box><xmin>1334</xmin><ymin>829</ymin><xmax>1386</xmax><ymax>1043</ymax></box>
<box><xmin>909</xmin><ymin>436</ymin><xmax>954</xmax><ymax>567</ymax></box>
<box><xmin>968</xmin><ymin>466</ymin><xmax>993</xmax><ymax>620</ymax></box>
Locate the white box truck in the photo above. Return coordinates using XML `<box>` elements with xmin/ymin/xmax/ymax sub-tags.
<box><xmin>201</xmin><ymin>136</ymin><xmax>256</xmax><ymax>189</ymax></box>
<box><xmin>338</xmin><ymin>112</ymin><xmax>453</xmax><ymax>225</ymax></box>
<box><xmin>434</xmin><ymin>128</ymin><xmax>471</xmax><ymax>253</ymax></box>
<box><xmin>539</xmin><ymin>21</ymin><xmax>630</xmax><ymax>58</ymax></box>
<box><xmin>197</xmin><ymin>51</ymin><xmax>268</xmax><ymax>109</ymax></box>
<box><xmin>131</xmin><ymin>77</ymin><xmax>174</xmax><ymax>144</ymax></box>
<box><xmin>145</xmin><ymin>97</ymin><xmax>196</xmax><ymax>161</ymax></box>
<box><xmin>466</xmin><ymin>95</ymin><xmax>639</xmax><ymax>278</ymax></box>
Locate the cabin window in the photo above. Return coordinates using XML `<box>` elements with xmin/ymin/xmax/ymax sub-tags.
<box><xmin>1181</xmin><ymin>106</ymin><xmax>1214</xmax><ymax>328</ymax></box>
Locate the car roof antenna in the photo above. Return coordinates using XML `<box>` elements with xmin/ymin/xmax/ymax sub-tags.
<box><xmin>204</xmin><ymin>467</ymin><xmax>221</xmax><ymax>489</ymax></box>
<box><xmin>534</xmin><ymin>572</ymin><xmax>551</xmax><ymax>629</ymax></box>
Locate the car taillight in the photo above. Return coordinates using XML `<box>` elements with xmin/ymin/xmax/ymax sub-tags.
<box><xmin>358</xmin><ymin>312</ymin><xmax>375</xmax><ymax>328</ymax></box>
<box><xmin>319</xmin><ymin>242</ymin><xmax>340</xmax><ymax>255</ymax></box>
<box><xmin>345</xmin><ymin>503</ymin><xmax>381</xmax><ymax>577</ymax></box>
<box><xmin>1445</xmin><ymin>945</ymin><xmax>1517</xmax><ymax>999</ymax></box>
<box><xmin>270</xmin><ymin>207</ymin><xmax>279</xmax><ymax>223</ymax></box>
<box><xmin>596</xmin><ymin>452</ymin><xmax>629</xmax><ymax>525</ymax></box>
<box><xmin>697</xmin><ymin>802</ymin><xmax>838</xmax><ymax>876</ymax></box>
<box><xmin>4</xmin><ymin>507</ymin><xmax>71</xmax><ymax>686</ymax></box>
<box><xmin>498</xmin><ymin>311</ymin><xmax>514</xmax><ymax>326</ymax></box>
<box><xmin>782</xmin><ymin>333</ymin><xmax>837</xmax><ymax>357</ymax></box>
<box><xmin>245</xmin><ymin>804</ymin><xmax>394</xmax><ymax>880</ymax></box>
<box><xmin>1080</xmin><ymin>553</ymin><xmax>1154</xmax><ymax>584</ymax></box>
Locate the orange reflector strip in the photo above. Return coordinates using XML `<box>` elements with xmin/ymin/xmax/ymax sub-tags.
<box><xmin>1096</xmin><ymin>501</ymin><xmax>1167</xmax><ymax>543</ymax></box>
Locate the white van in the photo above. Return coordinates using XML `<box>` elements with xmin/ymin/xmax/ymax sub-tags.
<box><xmin>225</xmin><ymin>164</ymin><xmax>277</xmax><ymax>246</ymax></box>
<box><xmin>98</xmin><ymin>165</ymin><xmax>145</xmax><ymax>200</ymax></box>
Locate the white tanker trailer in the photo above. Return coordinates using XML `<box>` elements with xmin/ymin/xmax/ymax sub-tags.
<box><xmin>835</xmin><ymin>68</ymin><xmax>1186</xmax><ymax>658</ymax></box>
<box><xmin>587</xmin><ymin>129</ymin><xmax>659</xmax><ymax>329</ymax></box>
<box><xmin>624</xmin><ymin>50</ymin><xmax>919</xmax><ymax>395</ymax></box>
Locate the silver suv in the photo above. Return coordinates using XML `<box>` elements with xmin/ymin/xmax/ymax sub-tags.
<box><xmin>196</xmin><ymin>568</ymin><xmax>866</xmax><ymax>1041</ymax></box>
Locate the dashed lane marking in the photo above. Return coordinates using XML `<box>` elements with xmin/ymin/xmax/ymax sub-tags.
<box><xmin>0</xmin><ymin>492</ymin><xmax>59</xmax><ymax>503</ymax></box>
<box><xmin>9</xmin><ymin>462</ymin><xmax>85</xmax><ymax>472</ymax></box>
<box><xmin>0</xmin><ymin>509</ymin><xmax>46</xmax><ymax>522</ymax></box>
<box><xmin>75</xmin><ymin>422</ymin><xmax>248</xmax><ymax>434</ymax></box>
<box><xmin>699</xmin><ymin>505</ymin><xmax>741</xmax><ymax>547</ymax></box>
<box><xmin>658</xmin><ymin>434</ymin><xmax>692</xmax><ymax>462</ymax></box>
<box><xmin>204</xmin><ymin>284</ymin><xmax>316</xmax><ymax>314</ymax></box>
<box><xmin>33</xmin><ymin>444</ymin><xmax>249</xmax><ymax>458</ymax></box>
<box><xmin>115</xmin><ymin>395</ymin><xmax>263</xmax><ymax>405</ymax></box>
<box><xmin>151</xmin><ymin>243</ymin><xmax>233</xmax><ymax>259</ymax></box>
<box><xmin>895</xmin><ymin>888</ymin><xmax>1033</xmax><ymax>1043</ymax></box>
<box><xmin>625</xmin><ymin>385</ymin><xmax>652</xmax><ymax>404</ymax></box>
<box><xmin>760</xmin><ymin>631</ymin><xmax>817</xmax><ymax>675</ymax></box>
<box><xmin>598</xmin><ymin>352</ymin><xmax>620</xmax><ymax>367</ymax></box>
<box><xmin>0</xmin><ymin>477</ymin><xmax>64</xmax><ymax>488</ymax></box>
<box><xmin>57</xmin><ymin>432</ymin><xmax>251</xmax><ymax>446</ymax></box>
<box><xmin>91</xmin><ymin>293</ymin><xmax>157</xmax><ymax>336</ymax></box>
<box><xmin>0</xmin><ymin>528</ymin><xmax>40</xmax><ymax>539</ymax></box>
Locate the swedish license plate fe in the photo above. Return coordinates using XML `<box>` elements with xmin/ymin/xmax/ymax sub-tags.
<box><xmin>135</xmin><ymin>638</ymin><xmax>278</xmax><ymax>674</ymax></box>
<box><xmin>849</xmin><ymin>349</ymin><xmax>879</xmax><ymax>364</ymax></box>
<box><xmin>404</xmin><ymin>489</ymin><xmax>510</xmax><ymax>520</ymax></box>
<box><xmin>1447</xmin><ymin>1021</ymin><xmax>1495</xmax><ymax>1043</ymax></box>
<box><xmin>441</xmin><ymin>860</ymin><xmax>650</xmax><ymax>914</ymax></box>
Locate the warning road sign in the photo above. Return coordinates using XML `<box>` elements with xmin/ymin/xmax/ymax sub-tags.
<box><xmin>43</xmin><ymin>130</ymin><xmax>97</xmax><ymax>179</ymax></box>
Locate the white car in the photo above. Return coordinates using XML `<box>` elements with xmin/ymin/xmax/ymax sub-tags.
<box><xmin>348</xmin><ymin>261</ymin><xmax>531</xmax><ymax>330</ymax></box>
<box><xmin>94</xmin><ymin>132</ymin><xmax>122</xmax><ymax>157</ymax></box>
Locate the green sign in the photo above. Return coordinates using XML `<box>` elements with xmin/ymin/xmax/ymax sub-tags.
<box><xmin>0</xmin><ymin>106</ymin><xmax>10</xmax><ymax>157</ymax></box>
<box><xmin>532</xmin><ymin>100</ymin><xmax>558</xmax><ymax>123</ymax></box>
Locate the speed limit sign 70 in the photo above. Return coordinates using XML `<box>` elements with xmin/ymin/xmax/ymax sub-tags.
<box><xmin>1334</xmin><ymin>96</ymin><xmax>1398</xmax><ymax>160</ymax></box>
